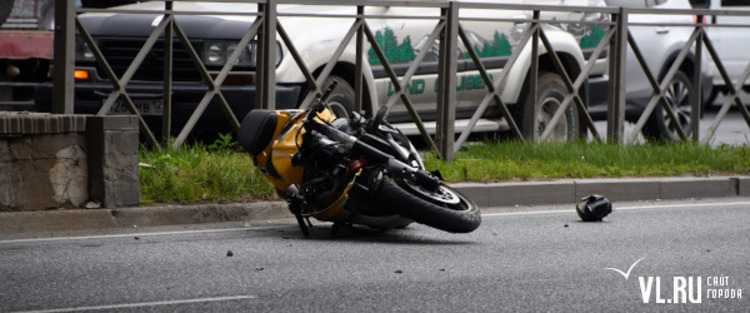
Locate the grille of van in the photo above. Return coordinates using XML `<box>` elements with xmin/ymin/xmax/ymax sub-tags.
<box><xmin>96</xmin><ymin>38</ymin><xmax>205</xmax><ymax>82</ymax></box>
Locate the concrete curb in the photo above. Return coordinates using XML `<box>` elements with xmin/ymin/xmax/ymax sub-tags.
<box><xmin>0</xmin><ymin>201</ymin><xmax>291</xmax><ymax>235</ymax></box>
<box><xmin>454</xmin><ymin>176</ymin><xmax>747</xmax><ymax>207</ymax></box>
<box><xmin>1</xmin><ymin>176</ymin><xmax>748</xmax><ymax>234</ymax></box>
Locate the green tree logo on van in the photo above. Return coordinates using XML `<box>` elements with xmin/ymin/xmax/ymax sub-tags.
<box><xmin>368</xmin><ymin>27</ymin><xmax>416</xmax><ymax>64</ymax></box>
<box><xmin>465</xmin><ymin>31</ymin><xmax>513</xmax><ymax>59</ymax></box>
<box><xmin>579</xmin><ymin>25</ymin><xmax>605</xmax><ymax>49</ymax></box>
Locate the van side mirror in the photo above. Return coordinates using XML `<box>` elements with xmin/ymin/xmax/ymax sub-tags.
<box><xmin>646</xmin><ymin>0</ymin><xmax>668</xmax><ymax>7</ymax></box>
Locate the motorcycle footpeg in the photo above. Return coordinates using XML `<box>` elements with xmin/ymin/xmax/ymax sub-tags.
<box><xmin>294</xmin><ymin>213</ymin><xmax>310</xmax><ymax>238</ymax></box>
<box><xmin>287</xmin><ymin>196</ymin><xmax>311</xmax><ymax>237</ymax></box>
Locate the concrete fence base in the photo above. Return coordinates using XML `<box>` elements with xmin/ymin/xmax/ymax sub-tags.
<box><xmin>0</xmin><ymin>113</ymin><xmax>139</xmax><ymax>211</ymax></box>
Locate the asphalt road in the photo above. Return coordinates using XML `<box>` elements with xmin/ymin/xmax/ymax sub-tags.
<box><xmin>1</xmin><ymin>198</ymin><xmax>748</xmax><ymax>312</ymax></box>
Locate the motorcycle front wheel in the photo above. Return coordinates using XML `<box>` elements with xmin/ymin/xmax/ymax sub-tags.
<box><xmin>375</xmin><ymin>178</ymin><xmax>481</xmax><ymax>233</ymax></box>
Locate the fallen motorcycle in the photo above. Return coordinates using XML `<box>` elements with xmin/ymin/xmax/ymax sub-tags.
<box><xmin>238</xmin><ymin>81</ymin><xmax>480</xmax><ymax>236</ymax></box>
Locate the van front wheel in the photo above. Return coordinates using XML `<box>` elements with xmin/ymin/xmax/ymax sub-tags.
<box><xmin>323</xmin><ymin>76</ymin><xmax>355</xmax><ymax>119</ymax></box>
<box><xmin>515</xmin><ymin>71</ymin><xmax>579</xmax><ymax>142</ymax></box>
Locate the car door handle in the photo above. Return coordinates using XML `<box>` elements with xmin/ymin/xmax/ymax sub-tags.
<box><xmin>655</xmin><ymin>27</ymin><xmax>669</xmax><ymax>35</ymax></box>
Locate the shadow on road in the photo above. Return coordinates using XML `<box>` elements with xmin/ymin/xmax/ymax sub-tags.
<box><xmin>269</xmin><ymin>223</ymin><xmax>479</xmax><ymax>245</ymax></box>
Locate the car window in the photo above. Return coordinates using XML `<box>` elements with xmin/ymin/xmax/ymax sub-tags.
<box><xmin>721</xmin><ymin>0</ymin><xmax>750</xmax><ymax>6</ymax></box>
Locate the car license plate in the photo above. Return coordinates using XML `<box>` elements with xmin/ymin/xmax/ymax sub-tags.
<box><xmin>108</xmin><ymin>98</ymin><xmax>163</xmax><ymax>116</ymax></box>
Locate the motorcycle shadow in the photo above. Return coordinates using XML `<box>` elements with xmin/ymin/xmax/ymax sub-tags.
<box><xmin>276</xmin><ymin>223</ymin><xmax>478</xmax><ymax>245</ymax></box>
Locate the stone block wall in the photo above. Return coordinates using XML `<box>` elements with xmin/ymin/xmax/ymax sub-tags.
<box><xmin>0</xmin><ymin>112</ymin><xmax>139</xmax><ymax>211</ymax></box>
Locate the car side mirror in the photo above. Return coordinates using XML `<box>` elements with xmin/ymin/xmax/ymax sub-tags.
<box><xmin>646</xmin><ymin>0</ymin><xmax>668</xmax><ymax>7</ymax></box>
<box><xmin>689</xmin><ymin>0</ymin><xmax>710</xmax><ymax>9</ymax></box>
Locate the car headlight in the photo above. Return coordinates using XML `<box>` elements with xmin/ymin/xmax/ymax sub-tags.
<box><xmin>75</xmin><ymin>36</ymin><xmax>96</xmax><ymax>62</ymax></box>
<box><xmin>204</xmin><ymin>40</ymin><xmax>252</xmax><ymax>67</ymax></box>
<box><xmin>203</xmin><ymin>40</ymin><xmax>281</xmax><ymax>68</ymax></box>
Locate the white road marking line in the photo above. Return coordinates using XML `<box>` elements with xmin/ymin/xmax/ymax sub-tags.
<box><xmin>616</xmin><ymin>201</ymin><xmax>750</xmax><ymax>211</ymax></box>
<box><xmin>481</xmin><ymin>200</ymin><xmax>750</xmax><ymax>217</ymax></box>
<box><xmin>482</xmin><ymin>209</ymin><xmax>572</xmax><ymax>217</ymax></box>
<box><xmin>0</xmin><ymin>226</ymin><xmax>284</xmax><ymax>245</ymax></box>
<box><xmin>11</xmin><ymin>295</ymin><xmax>257</xmax><ymax>313</ymax></box>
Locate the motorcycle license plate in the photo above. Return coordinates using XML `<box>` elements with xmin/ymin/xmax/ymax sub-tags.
<box><xmin>108</xmin><ymin>98</ymin><xmax>163</xmax><ymax>116</ymax></box>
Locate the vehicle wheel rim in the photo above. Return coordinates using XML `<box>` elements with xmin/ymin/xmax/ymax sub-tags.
<box><xmin>537</xmin><ymin>97</ymin><xmax>568</xmax><ymax>141</ymax></box>
<box><xmin>401</xmin><ymin>179</ymin><xmax>461</xmax><ymax>206</ymax></box>
<box><xmin>662</xmin><ymin>78</ymin><xmax>693</xmax><ymax>139</ymax></box>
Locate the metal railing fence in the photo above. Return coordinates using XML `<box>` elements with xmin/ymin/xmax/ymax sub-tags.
<box><xmin>617</xmin><ymin>6</ymin><xmax>750</xmax><ymax>144</ymax></box>
<box><xmin>48</xmin><ymin>0</ymin><xmax>750</xmax><ymax>159</ymax></box>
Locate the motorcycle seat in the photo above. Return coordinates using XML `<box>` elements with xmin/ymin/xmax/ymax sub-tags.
<box><xmin>238</xmin><ymin>109</ymin><xmax>278</xmax><ymax>155</ymax></box>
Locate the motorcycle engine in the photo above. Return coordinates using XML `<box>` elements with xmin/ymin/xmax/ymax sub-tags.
<box><xmin>298</xmin><ymin>118</ymin><xmax>358</xmax><ymax>212</ymax></box>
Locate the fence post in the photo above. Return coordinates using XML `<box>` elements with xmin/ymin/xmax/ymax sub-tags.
<box><xmin>527</xmin><ymin>10</ymin><xmax>540</xmax><ymax>141</ymax></box>
<box><xmin>691</xmin><ymin>15</ymin><xmax>704</xmax><ymax>142</ymax></box>
<box><xmin>355</xmin><ymin>5</ymin><xmax>364</xmax><ymax>114</ymax></box>
<box><xmin>436</xmin><ymin>1</ymin><xmax>458</xmax><ymax>160</ymax></box>
<box><xmin>607</xmin><ymin>7</ymin><xmax>627</xmax><ymax>144</ymax></box>
<box><xmin>257</xmin><ymin>0</ymin><xmax>277</xmax><ymax>110</ymax></box>
<box><xmin>52</xmin><ymin>0</ymin><xmax>75</xmax><ymax>114</ymax></box>
<box><xmin>162</xmin><ymin>1</ymin><xmax>174</xmax><ymax>144</ymax></box>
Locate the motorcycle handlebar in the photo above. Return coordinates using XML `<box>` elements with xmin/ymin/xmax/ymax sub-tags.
<box><xmin>301</xmin><ymin>78</ymin><xmax>439</xmax><ymax>189</ymax></box>
<box><xmin>307</xmin><ymin>119</ymin><xmax>439</xmax><ymax>190</ymax></box>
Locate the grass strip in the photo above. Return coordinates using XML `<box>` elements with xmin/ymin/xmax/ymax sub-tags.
<box><xmin>424</xmin><ymin>141</ymin><xmax>750</xmax><ymax>182</ymax></box>
<box><xmin>138</xmin><ymin>139</ymin><xmax>274</xmax><ymax>204</ymax></box>
<box><xmin>138</xmin><ymin>139</ymin><xmax>750</xmax><ymax>204</ymax></box>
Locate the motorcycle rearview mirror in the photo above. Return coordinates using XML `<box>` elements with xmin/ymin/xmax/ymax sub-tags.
<box><xmin>313</xmin><ymin>80</ymin><xmax>338</xmax><ymax>113</ymax></box>
<box><xmin>306</xmin><ymin>80</ymin><xmax>339</xmax><ymax>124</ymax></box>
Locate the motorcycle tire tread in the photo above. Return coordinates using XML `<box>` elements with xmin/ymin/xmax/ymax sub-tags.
<box><xmin>375</xmin><ymin>178</ymin><xmax>481</xmax><ymax>233</ymax></box>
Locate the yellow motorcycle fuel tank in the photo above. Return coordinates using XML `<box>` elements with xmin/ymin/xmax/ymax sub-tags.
<box><xmin>255</xmin><ymin>109</ymin><xmax>336</xmax><ymax>191</ymax></box>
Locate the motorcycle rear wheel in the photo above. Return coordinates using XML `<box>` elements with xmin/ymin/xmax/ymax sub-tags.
<box><xmin>375</xmin><ymin>178</ymin><xmax>481</xmax><ymax>233</ymax></box>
